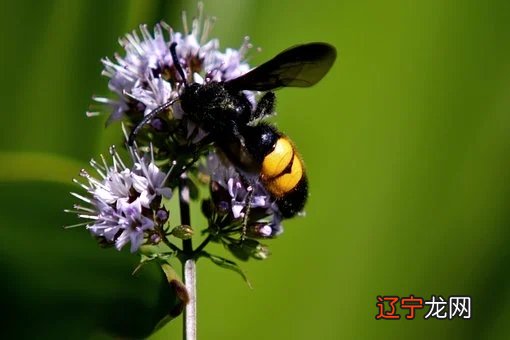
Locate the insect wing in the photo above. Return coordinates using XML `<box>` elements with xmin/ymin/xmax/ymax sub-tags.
<box><xmin>225</xmin><ymin>42</ymin><xmax>336</xmax><ymax>91</ymax></box>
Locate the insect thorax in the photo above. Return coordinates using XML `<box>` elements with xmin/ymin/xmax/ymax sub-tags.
<box><xmin>181</xmin><ymin>82</ymin><xmax>253</xmax><ymax>135</ymax></box>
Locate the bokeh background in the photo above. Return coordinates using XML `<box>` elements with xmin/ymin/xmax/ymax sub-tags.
<box><xmin>2</xmin><ymin>0</ymin><xmax>510</xmax><ymax>338</ymax></box>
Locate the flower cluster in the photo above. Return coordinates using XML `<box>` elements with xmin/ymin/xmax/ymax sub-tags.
<box><xmin>67</xmin><ymin>143</ymin><xmax>173</xmax><ymax>252</ymax></box>
<box><xmin>204</xmin><ymin>153</ymin><xmax>283</xmax><ymax>238</ymax></box>
<box><xmin>69</xmin><ymin>4</ymin><xmax>288</xmax><ymax>261</ymax></box>
<box><xmin>196</xmin><ymin>153</ymin><xmax>283</xmax><ymax>261</ymax></box>
<box><xmin>88</xmin><ymin>3</ymin><xmax>255</xmax><ymax>147</ymax></box>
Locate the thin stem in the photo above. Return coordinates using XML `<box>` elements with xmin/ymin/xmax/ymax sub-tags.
<box><xmin>193</xmin><ymin>234</ymin><xmax>212</xmax><ymax>256</ymax></box>
<box><xmin>161</xmin><ymin>234</ymin><xmax>182</xmax><ymax>253</ymax></box>
<box><xmin>179</xmin><ymin>174</ymin><xmax>196</xmax><ymax>340</ymax></box>
<box><xmin>184</xmin><ymin>258</ymin><xmax>197</xmax><ymax>340</ymax></box>
<box><xmin>179</xmin><ymin>175</ymin><xmax>192</xmax><ymax>253</ymax></box>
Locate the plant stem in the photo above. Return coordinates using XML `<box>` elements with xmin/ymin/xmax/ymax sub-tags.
<box><xmin>183</xmin><ymin>258</ymin><xmax>197</xmax><ymax>340</ymax></box>
<box><xmin>179</xmin><ymin>174</ymin><xmax>196</xmax><ymax>340</ymax></box>
<box><xmin>161</xmin><ymin>233</ymin><xmax>182</xmax><ymax>253</ymax></box>
<box><xmin>180</xmin><ymin>185</ymin><xmax>192</xmax><ymax>253</ymax></box>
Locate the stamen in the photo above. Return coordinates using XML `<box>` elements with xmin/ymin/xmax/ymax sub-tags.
<box><xmin>193</xmin><ymin>2</ymin><xmax>204</xmax><ymax>38</ymax></box>
<box><xmin>146</xmin><ymin>77</ymin><xmax>164</xmax><ymax>104</ymax></box>
<box><xmin>122</xmin><ymin>89</ymin><xmax>141</xmax><ymax>102</ymax></box>
<box><xmin>78</xmin><ymin>214</ymin><xmax>100</xmax><ymax>220</ymax></box>
<box><xmin>239</xmin><ymin>36</ymin><xmax>251</xmax><ymax>57</ymax></box>
<box><xmin>109</xmin><ymin>146</ymin><xmax>119</xmax><ymax>170</ymax></box>
<box><xmin>72</xmin><ymin>178</ymin><xmax>89</xmax><ymax>191</ymax></box>
<box><xmin>90</xmin><ymin>159</ymin><xmax>106</xmax><ymax>179</ymax></box>
<box><xmin>125</xmin><ymin>32</ymin><xmax>144</xmax><ymax>55</ymax></box>
<box><xmin>70</xmin><ymin>192</ymin><xmax>92</xmax><ymax>203</ymax></box>
<box><xmin>64</xmin><ymin>209</ymin><xmax>83</xmax><ymax>214</ymax></box>
<box><xmin>74</xmin><ymin>205</ymin><xmax>96</xmax><ymax>213</ymax></box>
<box><xmin>140</xmin><ymin>24</ymin><xmax>152</xmax><ymax>43</ymax></box>
<box><xmin>161</xmin><ymin>160</ymin><xmax>178</xmax><ymax>185</ymax></box>
<box><xmin>121</xmin><ymin>123</ymin><xmax>130</xmax><ymax>144</ymax></box>
<box><xmin>150</xmin><ymin>143</ymin><xmax>154</xmax><ymax>163</ymax></box>
<box><xmin>161</xmin><ymin>21</ymin><xmax>173</xmax><ymax>39</ymax></box>
<box><xmin>92</xmin><ymin>96</ymin><xmax>114</xmax><ymax>104</ymax></box>
<box><xmin>112</xmin><ymin>145</ymin><xmax>127</xmax><ymax>170</ymax></box>
<box><xmin>100</xmin><ymin>154</ymin><xmax>109</xmax><ymax>173</ymax></box>
<box><xmin>63</xmin><ymin>221</ymin><xmax>90</xmax><ymax>229</ymax></box>
<box><xmin>181</xmin><ymin>10</ymin><xmax>189</xmax><ymax>35</ymax></box>
<box><xmin>83</xmin><ymin>175</ymin><xmax>109</xmax><ymax>191</ymax></box>
<box><xmin>86</xmin><ymin>111</ymin><xmax>101</xmax><ymax>117</ymax></box>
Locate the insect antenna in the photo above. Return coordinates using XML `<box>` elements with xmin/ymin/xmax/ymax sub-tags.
<box><xmin>128</xmin><ymin>98</ymin><xmax>177</xmax><ymax>146</ymax></box>
<box><xmin>128</xmin><ymin>42</ymin><xmax>187</xmax><ymax>146</ymax></box>
<box><xmin>170</xmin><ymin>42</ymin><xmax>188</xmax><ymax>86</ymax></box>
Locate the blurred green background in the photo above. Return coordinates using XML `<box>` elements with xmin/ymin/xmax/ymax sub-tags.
<box><xmin>2</xmin><ymin>0</ymin><xmax>510</xmax><ymax>338</ymax></box>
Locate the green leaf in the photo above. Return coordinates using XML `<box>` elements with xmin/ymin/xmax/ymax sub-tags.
<box><xmin>203</xmin><ymin>253</ymin><xmax>252</xmax><ymax>288</ymax></box>
<box><xmin>227</xmin><ymin>239</ymin><xmax>271</xmax><ymax>261</ymax></box>
<box><xmin>159</xmin><ymin>262</ymin><xmax>190</xmax><ymax>318</ymax></box>
<box><xmin>227</xmin><ymin>239</ymin><xmax>259</xmax><ymax>261</ymax></box>
<box><xmin>132</xmin><ymin>250</ymin><xmax>177</xmax><ymax>275</ymax></box>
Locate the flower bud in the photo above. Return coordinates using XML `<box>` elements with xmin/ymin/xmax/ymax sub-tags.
<box><xmin>171</xmin><ymin>225</ymin><xmax>194</xmax><ymax>239</ymax></box>
<box><xmin>149</xmin><ymin>233</ymin><xmax>162</xmax><ymax>245</ymax></box>
<box><xmin>252</xmin><ymin>244</ymin><xmax>271</xmax><ymax>260</ymax></box>
<box><xmin>150</xmin><ymin>117</ymin><xmax>167</xmax><ymax>132</ymax></box>
<box><xmin>247</xmin><ymin>222</ymin><xmax>283</xmax><ymax>239</ymax></box>
<box><xmin>155</xmin><ymin>208</ymin><xmax>169</xmax><ymax>224</ymax></box>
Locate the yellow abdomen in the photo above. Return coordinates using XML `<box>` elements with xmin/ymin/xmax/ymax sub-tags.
<box><xmin>261</xmin><ymin>137</ymin><xmax>304</xmax><ymax>197</ymax></box>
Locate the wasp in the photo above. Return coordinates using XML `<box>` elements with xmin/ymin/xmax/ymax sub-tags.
<box><xmin>129</xmin><ymin>41</ymin><xmax>336</xmax><ymax>219</ymax></box>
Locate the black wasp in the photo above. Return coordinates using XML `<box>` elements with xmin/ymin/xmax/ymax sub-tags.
<box><xmin>129</xmin><ymin>41</ymin><xmax>336</xmax><ymax>218</ymax></box>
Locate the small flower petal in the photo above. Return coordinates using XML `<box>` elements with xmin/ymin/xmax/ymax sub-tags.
<box><xmin>68</xmin><ymin>142</ymin><xmax>171</xmax><ymax>252</ymax></box>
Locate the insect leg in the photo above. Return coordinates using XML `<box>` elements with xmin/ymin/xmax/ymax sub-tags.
<box><xmin>240</xmin><ymin>185</ymin><xmax>254</xmax><ymax>242</ymax></box>
<box><xmin>252</xmin><ymin>92</ymin><xmax>276</xmax><ymax>120</ymax></box>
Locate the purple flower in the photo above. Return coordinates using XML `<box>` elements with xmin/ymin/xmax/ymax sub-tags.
<box><xmin>115</xmin><ymin>199</ymin><xmax>155</xmax><ymax>252</ymax></box>
<box><xmin>66</xmin><ymin>142</ymin><xmax>172</xmax><ymax>252</ymax></box>
<box><xmin>206</xmin><ymin>152</ymin><xmax>283</xmax><ymax>238</ymax></box>
<box><xmin>89</xmin><ymin>4</ymin><xmax>256</xmax><ymax>126</ymax></box>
